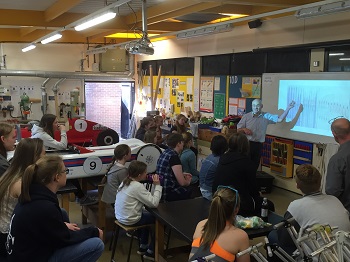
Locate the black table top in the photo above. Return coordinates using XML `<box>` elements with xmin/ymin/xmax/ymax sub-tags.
<box><xmin>147</xmin><ymin>197</ymin><xmax>284</xmax><ymax>243</ymax></box>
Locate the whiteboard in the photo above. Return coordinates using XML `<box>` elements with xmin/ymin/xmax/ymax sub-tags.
<box><xmin>262</xmin><ymin>72</ymin><xmax>350</xmax><ymax>144</ymax></box>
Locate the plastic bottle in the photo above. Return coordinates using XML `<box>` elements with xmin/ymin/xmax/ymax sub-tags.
<box><xmin>261</xmin><ymin>197</ymin><xmax>268</xmax><ymax>222</ymax></box>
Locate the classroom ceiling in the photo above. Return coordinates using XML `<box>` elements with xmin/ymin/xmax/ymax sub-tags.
<box><xmin>0</xmin><ymin>0</ymin><xmax>333</xmax><ymax>49</ymax></box>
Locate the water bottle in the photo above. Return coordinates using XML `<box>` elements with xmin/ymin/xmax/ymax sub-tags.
<box><xmin>261</xmin><ymin>197</ymin><xmax>268</xmax><ymax>222</ymax></box>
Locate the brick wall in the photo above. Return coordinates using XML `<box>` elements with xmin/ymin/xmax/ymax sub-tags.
<box><xmin>85</xmin><ymin>82</ymin><xmax>122</xmax><ymax>134</ymax></box>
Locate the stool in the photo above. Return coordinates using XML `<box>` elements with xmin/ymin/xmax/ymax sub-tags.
<box><xmin>56</xmin><ymin>181</ymin><xmax>78</xmax><ymax>216</ymax></box>
<box><xmin>110</xmin><ymin>220</ymin><xmax>153</xmax><ymax>262</ymax></box>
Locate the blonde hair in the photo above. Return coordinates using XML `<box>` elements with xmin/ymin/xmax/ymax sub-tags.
<box><xmin>201</xmin><ymin>187</ymin><xmax>240</xmax><ymax>249</ymax></box>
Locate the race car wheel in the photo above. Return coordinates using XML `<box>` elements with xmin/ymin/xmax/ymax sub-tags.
<box><xmin>96</xmin><ymin>129</ymin><xmax>119</xmax><ymax>146</ymax></box>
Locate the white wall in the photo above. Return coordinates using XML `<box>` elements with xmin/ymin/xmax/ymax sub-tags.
<box><xmin>0</xmin><ymin>43</ymin><xmax>86</xmax><ymax>120</ymax></box>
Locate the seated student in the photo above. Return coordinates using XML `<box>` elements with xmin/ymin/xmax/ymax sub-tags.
<box><xmin>170</xmin><ymin>114</ymin><xmax>188</xmax><ymax>134</ymax></box>
<box><xmin>189</xmin><ymin>186</ymin><xmax>250</xmax><ymax>262</ymax></box>
<box><xmin>180</xmin><ymin>132</ymin><xmax>199</xmax><ymax>183</ymax></box>
<box><xmin>171</xmin><ymin>114</ymin><xmax>198</xmax><ymax>156</ymax></box>
<box><xmin>0</xmin><ymin>138</ymin><xmax>44</xmax><ymax>260</ymax></box>
<box><xmin>199</xmin><ymin>135</ymin><xmax>228</xmax><ymax>201</ymax></box>
<box><xmin>156</xmin><ymin>133</ymin><xmax>192</xmax><ymax>202</ymax></box>
<box><xmin>271</xmin><ymin>164</ymin><xmax>350</xmax><ymax>255</ymax></box>
<box><xmin>0</xmin><ymin>123</ymin><xmax>17</xmax><ymax>177</ymax></box>
<box><xmin>115</xmin><ymin>160</ymin><xmax>162</xmax><ymax>261</ymax></box>
<box><xmin>101</xmin><ymin>144</ymin><xmax>131</xmax><ymax>206</ymax></box>
<box><xmin>213</xmin><ymin>132</ymin><xmax>274</xmax><ymax>217</ymax></box>
<box><xmin>153</xmin><ymin>115</ymin><xmax>165</xmax><ymax>145</ymax></box>
<box><xmin>144</xmin><ymin>130</ymin><xmax>157</xmax><ymax>144</ymax></box>
<box><xmin>6</xmin><ymin>155</ymin><xmax>104</xmax><ymax>262</ymax></box>
<box><xmin>31</xmin><ymin>114</ymin><xmax>97</xmax><ymax>206</ymax></box>
<box><xmin>147</xmin><ymin>126</ymin><xmax>168</xmax><ymax>150</ymax></box>
<box><xmin>135</xmin><ymin>117</ymin><xmax>154</xmax><ymax>141</ymax></box>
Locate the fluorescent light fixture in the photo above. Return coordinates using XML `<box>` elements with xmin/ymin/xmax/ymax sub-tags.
<box><xmin>339</xmin><ymin>58</ymin><xmax>350</xmax><ymax>60</ymax></box>
<box><xmin>75</xmin><ymin>11</ymin><xmax>116</xmax><ymax>31</ymax></box>
<box><xmin>22</xmin><ymin>44</ymin><xmax>36</xmax><ymax>52</ymax></box>
<box><xmin>41</xmin><ymin>33</ymin><xmax>62</xmax><ymax>44</ymax></box>
<box><xmin>329</xmin><ymin>53</ymin><xmax>345</xmax><ymax>56</ymax></box>
<box><xmin>177</xmin><ymin>24</ymin><xmax>233</xmax><ymax>39</ymax></box>
<box><xmin>295</xmin><ymin>0</ymin><xmax>350</xmax><ymax>19</ymax></box>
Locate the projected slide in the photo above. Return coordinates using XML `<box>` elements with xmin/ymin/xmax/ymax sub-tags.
<box><xmin>278</xmin><ymin>80</ymin><xmax>350</xmax><ymax>137</ymax></box>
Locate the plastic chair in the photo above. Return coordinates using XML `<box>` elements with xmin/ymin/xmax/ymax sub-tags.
<box><xmin>109</xmin><ymin>220</ymin><xmax>153</xmax><ymax>262</ymax></box>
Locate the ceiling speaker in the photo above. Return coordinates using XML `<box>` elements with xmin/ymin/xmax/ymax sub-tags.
<box><xmin>248</xmin><ymin>19</ymin><xmax>262</xmax><ymax>29</ymax></box>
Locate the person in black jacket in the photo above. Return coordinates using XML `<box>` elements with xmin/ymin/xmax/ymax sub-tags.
<box><xmin>213</xmin><ymin>132</ymin><xmax>274</xmax><ymax>216</ymax></box>
<box><xmin>6</xmin><ymin>155</ymin><xmax>104</xmax><ymax>262</ymax></box>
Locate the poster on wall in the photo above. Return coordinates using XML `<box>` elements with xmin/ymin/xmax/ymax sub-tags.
<box><xmin>238</xmin><ymin>98</ymin><xmax>246</xmax><ymax>116</ymax></box>
<box><xmin>214</xmin><ymin>93</ymin><xmax>225</xmax><ymax>119</ymax></box>
<box><xmin>241</xmin><ymin>77</ymin><xmax>261</xmax><ymax>98</ymax></box>
<box><xmin>200</xmin><ymin>77</ymin><xmax>214</xmax><ymax>112</ymax></box>
<box><xmin>228</xmin><ymin>97</ymin><xmax>238</xmax><ymax>115</ymax></box>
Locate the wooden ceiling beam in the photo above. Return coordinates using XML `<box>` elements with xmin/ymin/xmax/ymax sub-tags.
<box><xmin>0</xmin><ymin>9</ymin><xmax>84</xmax><ymax>27</ymax></box>
<box><xmin>192</xmin><ymin>0</ymin><xmax>315</xmax><ymax>7</ymax></box>
<box><xmin>45</xmin><ymin>0</ymin><xmax>84</xmax><ymax>22</ymax></box>
<box><xmin>145</xmin><ymin>2</ymin><xmax>224</xmax><ymax>25</ymax></box>
<box><xmin>125</xmin><ymin>0</ymin><xmax>200</xmax><ymax>24</ymax></box>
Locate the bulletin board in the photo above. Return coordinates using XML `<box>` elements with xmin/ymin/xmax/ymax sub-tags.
<box><xmin>228</xmin><ymin>75</ymin><xmax>262</xmax><ymax>115</ymax></box>
<box><xmin>142</xmin><ymin>75</ymin><xmax>194</xmax><ymax>114</ymax></box>
<box><xmin>200</xmin><ymin>76</ymin><xmax>227</xmax><ymax>118</ymax></box>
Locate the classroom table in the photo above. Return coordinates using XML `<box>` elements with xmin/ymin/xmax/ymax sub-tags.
<box><xmin>146</xmin><ymin>197</ymin><xmax>284</xmax><ymax>262</ymax></box>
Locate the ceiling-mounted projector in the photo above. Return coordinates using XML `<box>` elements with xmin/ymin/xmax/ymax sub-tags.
<box><xmin>127</xmin><ymin>43</ymin><xmax>154</xmax><ymax>55</ymax></box>
<box><xmin>126</xmin><ymin>36</ymin><xmax>154</xmax><ymax>55</ymax></box>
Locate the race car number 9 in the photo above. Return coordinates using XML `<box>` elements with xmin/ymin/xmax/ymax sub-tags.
<box><xmin>74</xmin><ymin>119</ymin><xmax>88</xmax><ymax>132</ymax></box>
<box><xmin>83</xmin><ymin>156</ymin><xmax>103</xmax><ymax>175</ymax></box>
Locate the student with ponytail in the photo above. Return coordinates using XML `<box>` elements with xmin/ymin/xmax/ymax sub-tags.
<box><xmin>101</xmin><ymin>144</ymin><xmax>131</xmax><ymax>205</ymax></box>
<box><xmin>189</xmin><ymin>186</ymin><xmax>250</xmax><ymax>262</ymax></box>
<box><xmin>7</xmin><ymin>155</ymin><xmax>104</xmax><ymax>262</ymax></box>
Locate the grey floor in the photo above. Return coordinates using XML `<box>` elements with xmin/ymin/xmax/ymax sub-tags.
<box><xmin>65</xmin><ymin>186</ymin><xmax>302</xmax><ymax>262</ymax></box>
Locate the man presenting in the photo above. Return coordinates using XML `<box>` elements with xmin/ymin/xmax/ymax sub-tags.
<box><xmin>325</xmin><ymin>117</ymin><xmax>350</xmax><ymax>213</ymax></box>
<box><xmin>237</xmin><ymin>99</ymin><xmax>295</xmax><ymax>171</ymax></box>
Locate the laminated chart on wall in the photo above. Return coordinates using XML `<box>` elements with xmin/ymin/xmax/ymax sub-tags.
<box><xmin>214</xmin><ymin>93</ymin><xmax>225</xmax><ymax>118</ymax></box>
<box><xmin>200</xmin><ymin>77</ymin><xmax>214</xmax><ymax>112</ymax></box>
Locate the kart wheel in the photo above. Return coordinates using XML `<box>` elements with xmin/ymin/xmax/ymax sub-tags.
<box><xmin>96</xmin><ymin>129</ymin><xmax>119</xmax><ymax>146</ymax></box>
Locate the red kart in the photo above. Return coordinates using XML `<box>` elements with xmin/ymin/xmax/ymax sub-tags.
<box><xmin>20</xmin><ymin>118</ymin><xmax>119</xmax><ymax>146</ymax></box>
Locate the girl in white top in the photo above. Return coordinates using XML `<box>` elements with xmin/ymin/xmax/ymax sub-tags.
<box><xmin>115</xmin><ymin>160</ymin><xmax>162</xmax><ymax>260</ymax></box>
<box><xmin>31</xmin><ymin>114</ymin><xmax>67</xmax><ymax>150</ymax></box>
<box><xmin>0</xmin><ymin>138</ymin><xmax>45</xmax><ymax>259</ymax></box>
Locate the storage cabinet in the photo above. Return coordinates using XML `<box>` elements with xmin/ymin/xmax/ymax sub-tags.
<box><xmin>270</xmin><ymin>140</ymin><xmax>294</xmax><ymax>178</ymax></box>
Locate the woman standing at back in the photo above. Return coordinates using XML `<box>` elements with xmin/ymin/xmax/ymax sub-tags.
<box><xmin>0</xmin><ymin>123</ymin><xmax>17</xmax><ymax>177</ymax></box>
<box><xmin>213</xmin><ymin>133</ymin><xmax>273</xmax><ymax>216</ymax></box>
<box><xmin>0</xmin><ymin>138</ymin><xmax>44</xmax><ymax>259</ymax></box>
<box><xmin>7</xmin><ymin>155</ymin><xmax>104</xmax><ymax>262</ymax></box>
<box><xmin>189</xmin><ymin>186</ymin><xmax>250</xmax><ymax>262</ymax></box>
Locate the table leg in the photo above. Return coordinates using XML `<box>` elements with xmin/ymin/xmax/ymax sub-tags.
<box><xmin>155</xmin><ymin>219</ymin><xmax>166</xmax><ymax>262</ymax></box>
<box><xmin>61</xmin><ymin>194</ymin><xmax>70</xmax><ymax>216</ymax></box>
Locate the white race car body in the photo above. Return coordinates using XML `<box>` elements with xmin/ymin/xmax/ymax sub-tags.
<box><xmin>61</xmin><ymin>138</ymin><xmax>162</xmax><ymax>179</ymax></box>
